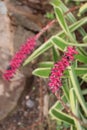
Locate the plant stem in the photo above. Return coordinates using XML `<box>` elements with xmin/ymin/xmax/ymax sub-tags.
<box><xmin>35</xmin><ymin>19</ymin><xmax>56</xmax><ymax>39</ymax></box>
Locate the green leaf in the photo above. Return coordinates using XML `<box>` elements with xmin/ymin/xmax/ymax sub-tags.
<box><xmin>49</xmin><ymin>96</ymin><xmax>74</xmax><ymax>126</ymax></box>
<box><xmin>75</xmin><ymin>54</ymin><xmax>87</xmax><ymax>64</ymax></box>
<box><xmin>65</xmin><ymin>67</ymin><xmax>87</xmax><ymax>76</ymax></box>
<box><xmin>80</xmin><ymin>111</ymin><xmax>87</xmax><ymax>124</ymax></box>
<box><xmin>32</xmin><ymin>68</ymin><xmax>51</xmax><ymax>78</ymax></box>
<box><xmin>52</xmin><ymin>96</ymin><xmax>67</xmax><ymax>110</ymax></box>
<box><xmin>82</xmin><ymin>89</ymin><xmax>87</xmax><ymax>95</ymax></box>
<box><xmin>54</xmin><ymin>7</ymin><xmax>70</xmax><ymax>35</ymax></box>
<box><xmin>62</xmin><ymin>85</ymin><xmax>69</xmax><ymax>101</ymax></box>
<box><xmin>68</xmin><ymin>66</ymin><xmax>87</xmax><ymax>115</ymax></box>
<box><xmin>50</xmin><ymin>0</ymin><xmax>60</xmax><ymax>6</ymax></box>
<box><xmin>83</xmin><ymin>35</ymin><xmax>87</xmax><ymax>43</ymax></box>
<box><xmin>69</xmin><ymin>88</ymin><xmax>76</xmax><ymax>112</ymax></box>
<box><xmin>49</xmin><ymin>109</ymin><xmax>75</xmax><ymax>125</ymax></box>
<box><xmin>54</xmin><ymin>0</ymin><xmax>86</xmax><ymax>36</ymax></box>
<box><xmin>45</xmin><ymin>12</ymin><xmax>55</xmax><ymax>19</ymax></box>
<box><xmin>52</xmin><ymin>0</ymin><xmax>76</xmax><ymax>23</ymax></box>
<box><xmin>52</xmin><ymin>36</ymin><xmax>67</xmax><ymax>51</ymax></box>
<box><xmin>57</xmin><ymin>17</ymin><xmax>87</xmax><ymax>38</ymax></box>
<box><xmin>79</xmin><ymin>3</ymin><xmax>87</xmax><ymax>16</ymax></box>
<box><xmin>52</xmin><ymin>36</ymin><xmax>87</xmax><ymax>63</ymax></box>
<box><xmin>53</xmin><ymin>35</ymin><xmax>87</xmax><ymax>48</ymax></box>
<box><xmin>81</xmin><ymin>74</ymin><xmax>87</xmax><ymax>83</ymax></box>
<box><xmin>75</xmin><ymin>67</ymin><xmax>87</xmax><ymax>75</ymax></box>
<box><xmin>52</xmin><ymin>46</ymin><xmax>60</xmax><ymax>62</ymax></box>
<box><xmin>70</xmin><ymin>88</ymin><xmax>83</xmax><ymax>130</ymax></box>
<box><xmin>39</xmin><ymin>61</ymin><xmax>53</xmax><ymax>68</ymax></box>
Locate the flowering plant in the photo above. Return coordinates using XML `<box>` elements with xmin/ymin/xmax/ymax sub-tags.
<box><xmin>23</xmin><ymin>1</ymin><xmax>87</xmax><ymax>129</ymax></box>
<box><xmin>3</xmin><ymin>0</ymin><xmax>87</xmax><ymax>129</ymax></box>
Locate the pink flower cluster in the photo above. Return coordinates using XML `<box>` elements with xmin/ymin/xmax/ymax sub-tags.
<box><xmin>3</xmin><ymin>36</ymin><xmax>37</xmax><ymax>81</ymax></box>
<box><xmin>48</xmin><ymin>46</ymin><xmax>78</xmax><ymax>93</ymax></box>
<box><xmin>2</xmin><ymin>20</ymin><xmax>56</xmax><ymax>81</ymax></box>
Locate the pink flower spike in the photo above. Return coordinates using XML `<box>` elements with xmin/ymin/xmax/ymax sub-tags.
<box><xmin>2</xmin><ymin>20</ymin><xmax>56</xmax><ymax>81</ymax></box>
<box><xmin>3</xmin><ymin>36</ymin><xmax>37</xmax><ymax>81</ymax></box>
<box><xmin>48</xmin><ymin>46</ymin><xmax>78</xmax><ymax>93</ymax></box>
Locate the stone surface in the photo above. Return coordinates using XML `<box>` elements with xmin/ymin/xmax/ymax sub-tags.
<box><xmin>26</xmin><ymin>99</ymin><xmax>35</xmax><ymax>108</ymax></box>
<box><xmin>0</xmin><ymin>1</ymin><xmax>7</xmax><ymax>14</ymax></box>
<box><xmin>0</xmin><ymin>1</ymin><xmax>13</xmax><ymax>53</ymax></box>
<box><xmin>0</xmin><ymin>1</ymin><xmax>25</xmax><ymax>120</ymax></box>
<box><xmin>6</xmin><ymin>0</ymin><xmax>42</xmax><ymax>30</ymax></box>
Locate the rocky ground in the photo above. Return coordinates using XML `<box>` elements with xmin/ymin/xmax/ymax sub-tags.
<box><xmin>0</xmin><ymin>0</ymin><xmax>56</xmax><ymax>130</ymax></box>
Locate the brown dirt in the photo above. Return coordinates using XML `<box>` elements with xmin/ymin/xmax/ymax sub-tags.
<box><xmin>0</xmin><ymin>76</ymin><xmax>56</xmax><ymax>130</ymax></box>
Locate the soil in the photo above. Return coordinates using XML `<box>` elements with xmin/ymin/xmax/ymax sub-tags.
<box><xmin>0</xmin><ymin>77</ymin><xmax>56</xmax><ymax>130</ymax></box>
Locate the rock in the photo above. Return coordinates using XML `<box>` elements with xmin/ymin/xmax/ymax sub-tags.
<box><xmin>0</xmin><ymin>1</ymin><xmax>13</xmax><ymax>53</ymax></box>
<box><xmin>13</xmin><ymin>14</ymin><xmax>41</xmax><ymax>32</ymax></box>
<box><xmin>6</xmin><ymin>0</ymin><xmax>42</xmax><ymax>30</ymax></box>
<box><xmin>0</xmin><ymin>49</ymin><xmax>25</xmax><ymax>120</ymax></box>
<box><xmin>0</xmin><ymin>1</ymin><xmax>25</xmax><ymax>120</ymax></box>
<box><xmin>26</xmin><ymin>99</ymin><xmax>35</xmax><ymax>108</ymax></box>
<box><xmin>0</xmin><ymin>1</ymin><xmax>7</xmax><ymax>14</ymax></box>
<box><xmin>18</xmin><ymin>0</ymin><xmax>51</xmax><ymax>14</ymax></box>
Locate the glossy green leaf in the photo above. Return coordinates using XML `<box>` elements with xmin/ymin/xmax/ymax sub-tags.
<box><xmin>52</xmin><ymin>36</ymin><xmax>67</xmax><ymax>51</ymax></box>
<box><xmin>70</xmin><ymin>88</ymin><xmax>76</xmax><ymax>112</ymax></box>
<box><xmin>52</xmin><ymin>46</ymin><xmax>59</xmax><ymax>62</ymax></box>
<box><xmin>39</xmin><ymin>61</ymin><xmax>53</xmax><ymax>68</ymax></box>
<box><xmin>50</xmin><ymin>109</ymin><xmax>75</xmax><ymax>125</ymax></box>
<box><xmin>57</xmin><ymin>17</ymin><xmax>87</xmax><ymax>38</ymax></box>
<box><xmin>75</xmin><ymin>54</ymin><xmax>87</xmax><ymax>64</ymax></box>
<box><xmin>32</xmin><ymin>68</ymin><xmax>51</xmax><ymax>78</ymax></box>
<box><xmin>54</xmin><ymin>7</ymin><xmax>70</xmax><ymax>35</ymax></box>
